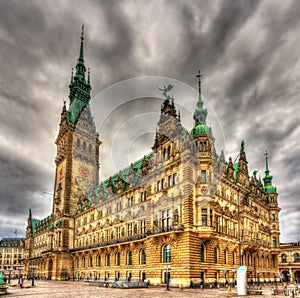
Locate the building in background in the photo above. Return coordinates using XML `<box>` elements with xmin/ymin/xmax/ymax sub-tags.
<box><xmin>0</xmin><ymin>238</ymin><xmax>25</xmax><ymax>279</ymax></box>
<box><xmin>279</xmin><ymin>242</ymin><xmax>300</xmax><ymax>283</ymax></box>
<box><xmin>24</xmin><ymin>27</ymin><xmax>281</xmax><ymax>286</ymax></box>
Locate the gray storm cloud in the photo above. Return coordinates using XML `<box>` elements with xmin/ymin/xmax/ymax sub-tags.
<box><xmin>0</xmin><ymin>0</ymin><xmax>299</xmax><ymax>242</ymax></box>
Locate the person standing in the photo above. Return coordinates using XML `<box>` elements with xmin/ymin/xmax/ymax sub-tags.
<box><xmin>20</xmin><ymin>278</ymin><xmax>24</xmax><ymax>288</ymax></box>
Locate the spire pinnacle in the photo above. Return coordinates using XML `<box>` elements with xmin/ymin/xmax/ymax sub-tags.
<box><xmin>87</xmin><ymin>67</ymin><xmax>90</xmax><ymax>85</ymax></box>
<box><xmin>263</xmin><ymin>150</ymin><xmax>277</xmax><ymax>193</ymax></box>
<box><xmin>264</xmin><ymin>150</ymin><xmax>269</xmax><ymax>173</ymax></box>
<box><xmin>81</xmin><ymin>24</ymin><xmax>84</xmax><ymax>41</ymax></box>
<box><xmin>196</xmin><ymin>70</ymin><xmax>202</xmax><ymax>102</ymax></box>
<box><xmin>193</xmin><ymin>70</ymin><xmax>208</xmax><ymax>127</ymax></box>
<box><xmin>75</xmin><ymin>25</ymin><xmax>86</xmax><ymax>81</ymax></box>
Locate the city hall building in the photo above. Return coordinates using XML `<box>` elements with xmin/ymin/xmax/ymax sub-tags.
<box><xmin>24</xmin><ymin>28</ymin><xmax>281</xmax><ymax>287</ymax></box>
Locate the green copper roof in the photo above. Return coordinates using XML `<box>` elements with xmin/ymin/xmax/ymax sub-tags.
<box><xmin>263</xmin><ymin>151</ymin><xmax>277</xmax><ymax>193</ymax></box>
<box><xmin>191</xmin><ymin>123</ymin><xmax>212</xmax><ymax>137</ymax></box>
<box><xmin>31</xmin><ymin>215</ymin><xmax>52</xmax><ymax>235</ymax></box>
<box><xmin>83</xmin><ymin>152</ymin><xmax>154</xmax><ymax>209</ymax></box>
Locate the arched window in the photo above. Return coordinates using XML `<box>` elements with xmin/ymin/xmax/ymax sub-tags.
<box><xmin>163</xmin><ymin>244</ymin><xmax>171</xmax><ymax>263</ymax></box>
<box><xmin>224</xmin><ymin>249</ymin><xmax>227</xmax><ymax>264</ymax></box>
<box><xmin>97</xmin><ymin>255</ymin><xmax>101</xmax><ymax>267</ymax></box>
<box><xmin>83</xmin><ymin>141</ymin><xmax>86</xmax><ymax>150</ymax></box>
<box><xmin>77</xmin><ymin>139</ymin><xmax>80</xmax><ymax>147</ymax></box>
<box><xmin>232</xmin><ymin>251</ymin><xmax>236</xmax><ymax>265</ymax></box>
<box><xmin>140</xmin><ymin>249</ymin><xmax>146</xmax><ymax>265</ymax></box>
<box><xmin>281</xmin><ymin>254</ymin><xmax>286</xmax><ymax>263</ymax></box>
<box><xmin>89</xmin><ymin>256</ymin><xmax>93</xmax><ymax>267</ymax></box>
<box><xmin>199</xmin><ymin>142</ymin><xmax>203</xmax><ymax>151</ymax></box>
<box><xmin>88</xmin><ymin>144</ymin><xmax>92</xmax><ymax>153</ymax></box>
<box><xmin>294</xmin><ymin>253</ymin><xmax>299</xmax><ymax>262</ymax></box>
<box><xmin>214</xmin><ymin>247</ymin><xmax>218</xmax><ymax>263</ymax></box>
<box><xmin>82</xmin><ymin>257</ymin><xmax>85</xmax><ymax>268</ymax></box>
<box><xmin>203</xmin><ymin>142</ymin><xmax>206</xmax><ymax>151</ymax></box>
<box><xmin>128</xmin><ymin>251</ymin><xmax>132</xmax><ymax>265</ymax></box>
<box><xmin>106</xmin><ymin>254</ymin><xmax>110</xmax><ymax>267</ymax></box>
<box><xmin>116</xmin><ymin>252</ymin><xmax>120</xmax><ymax>266</ymax></box>
<box><xmin>200</xmin><ymin>244</ymin><xmax>205</xmax><ymax>262</ymax></box>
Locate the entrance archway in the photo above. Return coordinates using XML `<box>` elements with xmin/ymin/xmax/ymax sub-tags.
<box><xmin>294</xmin><ymin>271</ymin><xmax>300</xmax><ymax>283</ymax></box>
<box><xmin>281</xmin><ymin>271</ymin><xmax>290</xmax><ymax>282</ymax></box>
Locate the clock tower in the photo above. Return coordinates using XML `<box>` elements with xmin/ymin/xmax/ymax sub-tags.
<box><xmin>52</xmin><ymin>26</ymin><xmax>101</xmax><ymax>251</ymax></box>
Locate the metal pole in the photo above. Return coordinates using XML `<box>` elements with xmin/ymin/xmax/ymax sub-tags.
<box><xmin>31</xmin><ymin>268</ymin><xmax>35</xmax><ymax>286</ymax></box>
<box><xmin>18</xmin><ymin>269</ymin><xmax>20</xmax><ymax>285</ymax></box>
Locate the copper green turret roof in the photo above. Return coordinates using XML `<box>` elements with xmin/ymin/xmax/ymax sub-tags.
<box><xmin>263</xmin><ymin>150</ymin><xmax>277</xmax><ymax>193</ymax></box>
<box><xmin>191</xmin><ymin>71</ymin><xmax>212</xmax><ymax>137</ymax></box>
<box><xmin>67</xmin><ymin>25</ymin><xmax>92</xmax><ymax>124</ymax></box>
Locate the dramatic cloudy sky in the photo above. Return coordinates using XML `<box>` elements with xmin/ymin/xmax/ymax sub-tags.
<box><xmin>0</xmin><ymin>0</ymin><xmax>299</xmax><ymax>243</ymax></box>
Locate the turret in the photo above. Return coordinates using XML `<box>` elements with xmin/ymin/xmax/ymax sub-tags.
<box><xmin>263</xmin><ymin>150</ymin><xmax>277</xmax><ymax>194</ymax></box>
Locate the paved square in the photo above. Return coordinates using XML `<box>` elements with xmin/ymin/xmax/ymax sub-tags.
<box><xmin>4</xmin><ymin>280</ymin><xmax>287</xmax><ymax>298</ymax></box>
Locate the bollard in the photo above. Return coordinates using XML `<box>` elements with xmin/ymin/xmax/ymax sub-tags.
<box><xmin>228</xmin><ymin>285</ymin><xmax>232</xmax><ymax>292</ymax></box>
<box><xmin>180</xmin><ymin>284</ymin><xmax>183</xmax><ymax>291</ymax></box>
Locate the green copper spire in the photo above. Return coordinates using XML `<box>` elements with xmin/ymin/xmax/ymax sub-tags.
<box><xmin>75</xmin><ymin>25</ymin><xmax>86</xmax><ymax>81</ymax></box>
<box><xmin>191</xmin><ymin>71</ymin><xmax>212</xmax><ymax>137</ymax></box>
<box><xmin>193</xmin><ymin>70</ymin><xmax>208</xmax><ymax>126</ymax></box>
<box><xmin>263</xmin><ymin>150</ymin><xmax>277</xmax><ymax>193</ymax></box>
<box><xmin>67</xmin><ymin>25</ymin><xmax>92</xmax><ymax>123</ymax></box>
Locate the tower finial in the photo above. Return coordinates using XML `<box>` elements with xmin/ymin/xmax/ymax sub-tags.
<box><xmin>193</xmin><ymin>70</ymin><xmax>208</xmax><ymax>127</ymax></box>
<box><xmin>81</xmin><ymin>24</ymin><xmax>84</xmax><ymax>41</ymax></box>
<box><xmin>196</xmin><ymin>70</ymin><xmax>202</xmax><ymax>101</ymax></box>
<box><xmin>264</xmin><ymin>150</ymin><xmax>269</xmax><ymax>173</ymax></box>
<box><xmin>87</xmin><ymin>68</ymin><xmax>90</xmax><ymax>84</ymax></box>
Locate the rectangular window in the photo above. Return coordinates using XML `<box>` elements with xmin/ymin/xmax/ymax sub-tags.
<box><xmin>140</xmin><ymin>219</ymin><xmax>146</xmax><ymax>234</ymax></box>
<box><xmin>272</xmin><ymin>237</ymin><xmax>277</xmax><ymax>248</ymax></box>
<box><xmin>162</xmin><ymin>209</ymin><xmax>172</xmax><ymax>231</ymax></box>
<box><xmin>161</xmin><ymin>178</ymin><xmax>165</xmax><ymax>189</ymax></box>
<box><xmin>168</xmin><ymin>175</ymin><xmax>173</xmax><ymax>187</ymax></box>
<box><xmin>128</xmin><ymin>197</ymin><xmax>134</xmax><ymax>207</ymax></box>
<box><xmin>201</xmin><ymin>209</ymin><xmax>208</xmax><ymax>226</ymax></box>
<box><xmin>173</xmin><ymin>173</ymin><xmax>177</xmax><ymax>185</ymax></box>
<box><xmin>127</xmin><ymin>223</ymin><xmax>133</xmax><ymax>236</ymax></box>
<box><xmin>141</xmin><ymin>191</ymin><xmax>147</xmax><ymax>202</ymax></box>
<box><xmin>157</xmin><ymin>181</ymin><xmax>161</xmax><ymax>191</ymax></box>
<box><xmin>116</xmin><ymin>227</ymin><xmax>121</xmax><ymax>239</ymax></box>
<box><xmin>201</xmin><ymin>170</ymin><xmax>206</xmax><ymax>182</ymax></box>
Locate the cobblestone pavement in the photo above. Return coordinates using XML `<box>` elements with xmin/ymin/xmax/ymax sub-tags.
<box><xmin>4</xmin><ymin>280</ymin><xmax>292</xmax><ymax>298</ymax></box>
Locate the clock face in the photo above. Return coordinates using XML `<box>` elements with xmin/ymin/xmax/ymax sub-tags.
<box><xmin>79</xmin><ymin>165</ymin><xmax>90</xmax><ymax>178</ymax></box>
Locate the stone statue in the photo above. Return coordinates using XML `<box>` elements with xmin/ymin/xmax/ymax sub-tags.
<box><xmin>159</xmin><ymin>84</ymin><xmax>174</xmax><ymax>102</ymax></box>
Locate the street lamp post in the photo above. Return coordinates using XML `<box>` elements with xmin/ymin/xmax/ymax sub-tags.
<box><xmin>164</xmin><ymin>265</ymin><xmax>171</xmax><ymax>291</ymax></box>
<box><xmin>8</xmin><ymin>267</ymin><xmax>14</xmax><ymax>284</ymax></box>
<box><xmin>29</xmin><ymin>265</ymin><xmax>38</xmax><ymax>286</ymax></box>
<box><xmin>17</xmin><ymin>266</ymin><xmax>24</xmax><ymax>285</ymax></box>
